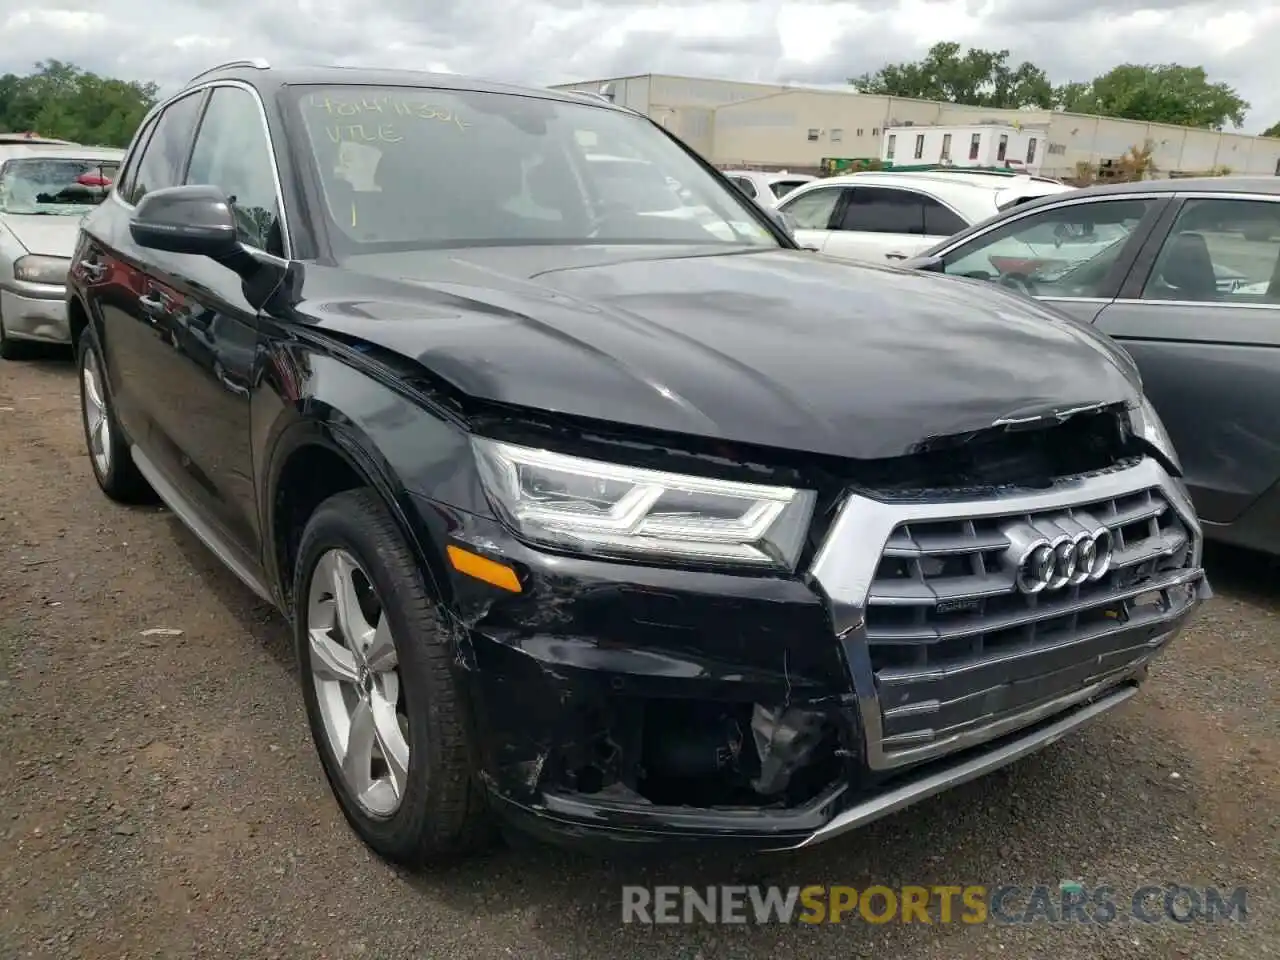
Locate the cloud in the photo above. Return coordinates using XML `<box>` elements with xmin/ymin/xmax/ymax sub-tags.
<box><xmin>1</xmin><ymin>0</ymin><xmax>1275</xmax><ymax>132</ymax></box>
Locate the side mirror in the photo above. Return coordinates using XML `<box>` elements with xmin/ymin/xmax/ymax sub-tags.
<box><xmin>129</xmin><ymin>184</ymin><xmax>239</xmax><ymax>259</ymax></box>
<box><xmin>910</xmin><ymin>255</ymin><xmax>945</xmax><ymax>273</ymax></box>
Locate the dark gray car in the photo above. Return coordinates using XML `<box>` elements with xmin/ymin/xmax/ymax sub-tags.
<box><xmin>903</xmin><ymin>178</ymin><xmax>1280</xmax><ymax>555</ymax></box>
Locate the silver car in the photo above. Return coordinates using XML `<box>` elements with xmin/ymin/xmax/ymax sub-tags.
<box><xmin>903</xmin><ymin>177</ymin><xmax>1280</xmax><ymax>554</ymax></box>
<box><xmin>0</xmin><ymin>145</ymin><xmax>124</xmax><ymax>358</ymax></box>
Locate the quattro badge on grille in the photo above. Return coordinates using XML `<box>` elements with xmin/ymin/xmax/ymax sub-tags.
<box><xmin>1000</xmin><ymin>514</ymin><xmax>1114</xmax><ymax>594</ymax></box>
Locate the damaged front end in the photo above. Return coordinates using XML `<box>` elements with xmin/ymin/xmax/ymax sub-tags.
<box><xmin>439</xmin><ymin>546</ymin><xmax>864</xmax><ymax>847</ymax></box>
<box><xmin>415</xmin><ymin>402</ymin><xmax>1207</xmax><ymax>851</ymax></box>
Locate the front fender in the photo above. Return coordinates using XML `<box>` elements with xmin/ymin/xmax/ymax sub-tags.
<box><xmin>254</xmin><ymin>341</ymin><xmax>491</xmax><ymax>609</ymax></box>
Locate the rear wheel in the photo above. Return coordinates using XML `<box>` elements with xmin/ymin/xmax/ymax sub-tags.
<box><xmin>293</xmin><ymin>488</ymin><xmax>492</xmax><ymax>864</ymax></box>
<box><xmin>77</xmin><ymin>327</ymin><xmax>154</xmax><ymax>502</ymax></box>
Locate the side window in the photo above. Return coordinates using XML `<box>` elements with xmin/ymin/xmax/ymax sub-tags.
<box><xmin>770</xmin><ymin>179</ymin><xmax>807</xmax><ymax>199</ymax></box>
<box><xmin>186</xmin><ymin>86</ymin><xmax>285</xmax><ymax>256</ymax></box>
<box><xmin>942</xmin><ymin>198</ymin><xmax>1154</xmax><ymax>298</ymax></box>
<box><xmin>779</xmin><ymin>187</ymin><xmax>842</xmax><ymax>230</ymax></box>
<box><xmin>129</xmin><ymin>92</ymin><xmax>204</xmax><ymax>205</ymax></box>
<box><xmin>1141</xmin><ymin>198</ymin><xmax>1280</xmax><ymax>304</ymax></box>
<box><xmin>839</xmin><ymin>187</ymin><xmax>924</xmax><ymax>235</ymax></box>
<box><xmin>114</xmin><ymin>115</ymin><xmax>157</xmax><ymax>202</ymax></box>
<box><xmin>729</xmin><ymin>176</ymin><xmax>757</xmax><ymax>199</ymax></box>
<box><xmin>922</xmin><ymin>196</ymin><xmax>966</xmax><ymax>237</ymax></box>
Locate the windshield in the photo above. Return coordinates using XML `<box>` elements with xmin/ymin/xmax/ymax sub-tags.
<box><xmin>0</xmin><ymin>157</ymin><xmax>120</xmax><ymax>216</ymax></box>
<box><xmin>290</xmin><ymin>85</ymin><xmax>778</xmax><ymax>252</ymax></box>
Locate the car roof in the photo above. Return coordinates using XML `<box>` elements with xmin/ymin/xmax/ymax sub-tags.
<box><xmin>1033</xmin><ymin>176</ymin><xmax>1280</xmax><ymax>199</ymax></box>
<box><xmin>722</xmin><ymin>169</ymin><xmax>815</xmax><ymax>181</ymax></box>
<box><xmin>817</xmin><ymin>170</ymin><xmax>1060</xmax><ymax>192</ymax></box>
<box><xmin>916</xmin><ymin>174</ymin><xmax>1280</xmax><ymax>259</ymax></box>
<box><xmin>183</xmin><ymin>61</ymin><xmax>629</xmax><ymax>113</ymax></box>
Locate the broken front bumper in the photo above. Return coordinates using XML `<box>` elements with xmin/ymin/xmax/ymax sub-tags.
<box><xmin>424</xmin><ymin>456</ymin><xmax>1209</xmax><ymax>851</ymax></box>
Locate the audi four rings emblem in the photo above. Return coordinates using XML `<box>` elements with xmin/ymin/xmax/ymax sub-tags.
<box><xmin>1000</xmin><ymin>513</ymin><xmax>1114</xmax><ymax>594</ymax></box>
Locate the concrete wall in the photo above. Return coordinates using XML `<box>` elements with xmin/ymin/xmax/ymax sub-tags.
<box><xmin>713</xmin><ymin>90</ymin><xmax>916</xmax><ymax>167</ymax></box>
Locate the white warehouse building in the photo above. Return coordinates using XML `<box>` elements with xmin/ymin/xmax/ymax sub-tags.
<box><xmin>551</xmin><ymin>73</ymin><xmax>1280</xmax><ymax>179</ymax></box>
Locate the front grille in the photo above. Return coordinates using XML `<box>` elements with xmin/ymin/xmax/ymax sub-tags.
<box><xmin>864</xmin><ymin>485</ymin><xmax>1197</xmax><ymax>760</ymax></box>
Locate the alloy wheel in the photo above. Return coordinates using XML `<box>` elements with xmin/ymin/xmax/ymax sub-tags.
<box><xmin>307</xmin><ymin>548</ymin><xmax>411</xmax><ymax>817</ymax></box>
<box><xmin>81</xmin><ymin>344</ymin><xmax>112</xmax><ymax>477</ymax></box>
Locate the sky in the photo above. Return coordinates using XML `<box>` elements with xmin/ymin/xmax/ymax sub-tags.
<box><xmin>3</xmin><ymin>0</ymin><xmax>1277</xmax><ymax>133</ymax></box>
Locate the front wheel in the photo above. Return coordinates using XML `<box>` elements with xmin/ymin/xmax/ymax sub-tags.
<box><xmin>293</xmin><ymin>488</ymin><xmax>492</xmax><ymax>864</ymax></box>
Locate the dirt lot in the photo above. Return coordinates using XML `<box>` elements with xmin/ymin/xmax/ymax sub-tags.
<box><xmin>1</xmin><ymin>355</ymin><xmax>1277</xmax><ymax>960</ymax></box>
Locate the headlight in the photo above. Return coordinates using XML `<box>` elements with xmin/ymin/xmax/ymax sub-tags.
<box><xmin>1130</xmin><ymin>396</ymin><xmax>1180</xmax><ymax>473</ymax></box>
<box><xmin>13</xmin><ymin>254</ymin><xmax>70</xmax><ymax>285</ymax></box>
<box><xmin>472</xmin><ymin>438</ymin><xmax>816</xmax><ymax>569</ymax></box>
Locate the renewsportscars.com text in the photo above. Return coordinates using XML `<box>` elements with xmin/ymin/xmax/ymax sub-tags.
<box><xmin>621</xmin><ymin>884</ymin><xmax>1249</xmax><ymax>925</ymax></box>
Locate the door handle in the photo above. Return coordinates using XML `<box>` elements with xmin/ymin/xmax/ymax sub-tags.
<box><xmin>138</xmin><ymin>294</ymin><xmax>169</xmax><ymax>318</ymax></box>
<box><xmin>884</xmin><ymin>251</ymin><xmax>908</xmax><ymax>261</ymax></box>
<box><xmin>78</xmin><ymin>260</ymin><xmax>107</xmax><ymax>280</ymax></box>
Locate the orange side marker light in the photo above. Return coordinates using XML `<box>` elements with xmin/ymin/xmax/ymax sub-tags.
<box><xmin>446</xmin><ymin>545</ymin><xmax>522</xmax><ymax>593</ymax></box>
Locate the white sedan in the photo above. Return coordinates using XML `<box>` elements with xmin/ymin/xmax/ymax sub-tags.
<box><xmin>775</xmin><ymin>170</ymin><xmax>1072</xmax><ymax>264</ymax></box>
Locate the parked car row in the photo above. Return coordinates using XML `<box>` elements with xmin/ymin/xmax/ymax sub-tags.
<box><xmin>0</xmin><ymin>139</ymin><xmax>125</xmax><ymax>357</ymax></box>
<box><xmin>54</xmin><ymin>61</ymin><xmax>1213</xmax><ymax>869</ymax></box>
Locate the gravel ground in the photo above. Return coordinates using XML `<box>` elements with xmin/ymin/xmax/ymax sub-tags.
<box><xmin>1</xmin><ymin>354</ymin><xmax>1277</xmax><ymax>960</ymax></box>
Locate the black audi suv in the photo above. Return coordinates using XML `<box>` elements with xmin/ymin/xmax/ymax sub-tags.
<box><xmin>66</xmin><ymin>60</ymin><xmax>1208</xmax><ymax>863</ymax></box>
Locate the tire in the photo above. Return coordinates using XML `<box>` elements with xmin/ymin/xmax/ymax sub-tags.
<box><xmin>293</xmin><ymin>488</ymin><xmax>492</xmax><ymax>865</ymax></box>
<box><xmin>76</xmin><ymin>326</ymin><xmax>155</xmax><ymax>503</ymax></box>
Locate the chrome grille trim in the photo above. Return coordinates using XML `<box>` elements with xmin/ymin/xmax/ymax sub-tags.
<box><xmin>808</xmin><ymin>457</ymin><xmax>1205</xmax><ymax>771</ymax></box>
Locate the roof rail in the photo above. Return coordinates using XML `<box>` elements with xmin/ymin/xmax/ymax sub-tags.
<box><xmin>187</xmin><ymin>58</ymin><xmax>270</xmax><ymax>85</ymax></box>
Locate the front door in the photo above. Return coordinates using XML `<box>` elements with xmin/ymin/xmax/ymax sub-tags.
<box><xmin>1093</xmin><ymin>194</ymin><xmax>1280</xmax><ymax>524</ymax></box>
<box><xmin>931</xmin><ymin>194</ymin><xmax>1168</xmax><ymax>326</ymax></box>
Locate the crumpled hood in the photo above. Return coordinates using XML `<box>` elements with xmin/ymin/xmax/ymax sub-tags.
<box><xmin>2</xmin><ymin>214</ymin><xmax>82</xmax><ymax>257</ymax></box>
<box><xmin>299</xmin><ymin>245</ymin><xmax>1143</xmax><ymax>461</ymax></box>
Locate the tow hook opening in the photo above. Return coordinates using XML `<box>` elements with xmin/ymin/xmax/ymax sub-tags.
<box><xmin>554</xmin><ymin>697</ymin><xmax>844</xmax><ymax>809</ymax></box>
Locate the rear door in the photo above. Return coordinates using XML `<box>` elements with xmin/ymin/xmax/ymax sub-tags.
<box><xmin>132</xmin><ymin>83</ymin><xmax>289</xmax><ymax>559</ymax></box>
<box><xmin>822</xmin><ymin>186</ymin><xmax>958</xmax><ymax>264</ymax></box>
<box><xmin>775</xmin><ymin>183</ymin><xmax>847</xmax><ymax>252</ymax></box>
<box><xmin>1092</xmin><ymin>193</ymin><xmax>1280</xmax><ymax>523</ymax></box>
<box><xmin>927</xmin><ymin>193</ymin><xmax>1169</xmax><ymax>325</ymax></box>
<box><xmin>80</xmin><ymin>89</ymin><xmax>208</xmax><ymax>446</ymax></box>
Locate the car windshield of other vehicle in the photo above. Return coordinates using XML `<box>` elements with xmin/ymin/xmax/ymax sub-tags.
<box><xmin>0</xmin><ymin>157</ymin><xmax>119</xmax><ymax>216</ymax></box>
<box><xmin>291</xmin><ymin>85</ymin><xmax>778</xmax><ymax>252</ymax></box>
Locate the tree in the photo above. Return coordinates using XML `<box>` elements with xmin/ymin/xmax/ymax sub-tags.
<box><xmin>850</xmin><ymin>46</ymin><xmax>1251</xmax><ymax>131</ymax></box>
<box><xmin>1263</xmin><ymin>122</ymin><xmax>1280</xmax><ymax>139</ymax></box>
<box><xmin>0</xmin><ymin>60</ymin><xmax>157</xmax><ymax>147</ymax></box>
<box><xmin>1054</xmin><ymin>64</ymin><xmax>1248</xmax><ymax>130</ymax></box>
<box><xmin>850</xmin><ymin>42</ymin><xmax>1054</xmax><ymax>109</ymax></box>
